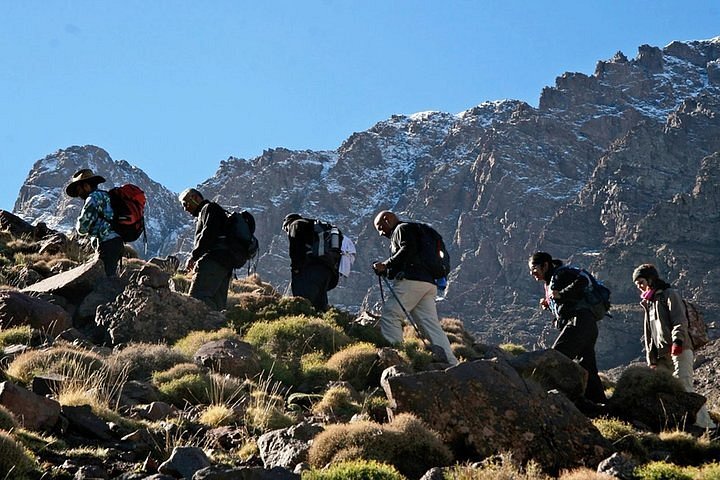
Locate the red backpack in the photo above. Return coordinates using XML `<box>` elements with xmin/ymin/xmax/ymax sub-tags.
<box><xmin>107</xmin><ymin>184</ymin><xmax>146</xmax><ymax>243</ymax></box>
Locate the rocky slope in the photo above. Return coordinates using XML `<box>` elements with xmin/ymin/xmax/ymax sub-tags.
<box><xmin>13</xmin><ymin>38</ymin><xmax>720</xmax><ymax>369</ymax></box>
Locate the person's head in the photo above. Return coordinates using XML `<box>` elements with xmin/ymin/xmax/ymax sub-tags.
<box><xmin>373</xmin><ymin>210</ymin><xmax>399</xmax><ymax>238</ymax></box>
<box><xmin>632</xmin><ymin>264</ymin><xmax>660</xmax><ymax>292</ymax></box>
<box><xmin>178</xmin><ymin>188</ymin><xmax>204</xmax><ymax>216</ymax></box>
<box><xmin>282</xmin><ymin>213</ymin><xmax>302</xmax><ymax>232</ymax></box>
<box><xmin>528</xmin><ymin>251</ymin><xmax>560</xmax><ymax>283</ymax></box>
<box><xmin>65</xmin><ymin>169</ymin><xmax>106</xmax><ymax>200</ymax></box>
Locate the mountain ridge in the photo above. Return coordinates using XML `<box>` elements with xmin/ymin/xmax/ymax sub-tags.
<box><xmin>13</xmin><ymin>37</ymin><xmax>720</xmax><ymax>369</ymax></box>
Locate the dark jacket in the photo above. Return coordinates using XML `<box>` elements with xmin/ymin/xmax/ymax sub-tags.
<box><xmin>286</xmin><ymin>217</ymin><xmax>316</xmax><ymax>272</ymax></box>
<box><xmin>547</xmin><ymin>265</ymin><xmax>590</xmax><ymax>322</ymax></box>
<box><xmin>384</xmin><ymin>222</ymin><xmax>434</xmax><ymax>283</ymax></box>
<box><xmin>191</xmin><ymin>200</ymin><xmax>232</xmax><ymax>266</ymax></box>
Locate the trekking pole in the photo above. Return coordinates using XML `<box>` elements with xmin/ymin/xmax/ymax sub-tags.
<box><xmin>378</xmin><ymin>274</ymin><xmax>385</xmax><ymax>302</ymax></box>
<box><xmin>381</xmin><ymin>276</ymin><xmax>429</xmax><ymax>346</ymax></box>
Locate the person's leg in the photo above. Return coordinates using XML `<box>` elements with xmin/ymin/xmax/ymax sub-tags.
<box><xmin>672</xmin><ymin>349</ymin><xmax>717</xmax><ymax>429</ymax></box>
<box><xmin>552</xmin><ymin>313</ymin><xmax>606</xmax><ymax>403</ymax></box>
<box><xmin>410</xmin><ymin>281</ymin><xmax>458</xmax><ymax>365</ymax></box>
<box><xmin>98</xmin><ymin>237</ymin><xmax>124</xmax><ymax>277</ymax></box>
<box><xmin>190</xmin><ymin>258</ymin><xmax>230</xmax><ymax>310</ymax></box>
<box><xmin>291</xmin><ymin>264</ymin><xmax>330</xmax><ymax>311</ymax></box>
<box><xmin>379</xmin><ymin>278</ymin><xmax>424</xmax><ymax>346</ymax></box>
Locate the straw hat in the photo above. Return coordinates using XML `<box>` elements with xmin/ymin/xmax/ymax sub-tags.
<box><xmin>65</xmin><ymin>169</ymin><xmax>106</xmax><ymax>197</ymax></box>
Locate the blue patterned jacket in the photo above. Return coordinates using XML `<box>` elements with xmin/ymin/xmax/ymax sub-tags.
<box><xmin>76</xmin><ymin>190</ymin><xmax>120</xmax><ymax>243</ymax></box>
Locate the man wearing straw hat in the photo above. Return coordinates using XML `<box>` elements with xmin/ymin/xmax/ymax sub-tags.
<box><xmin>65</xmin><ymin>169</ymin><xmax>124</xmax><ymax>277</ymax></box>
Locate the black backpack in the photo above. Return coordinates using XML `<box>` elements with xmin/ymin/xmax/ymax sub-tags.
<box><xmin>556</xmin><ymin>266</ymin><xmax>612</xmax><ymax>321</ymax></box>
<box><xmin>307</xmin><ymin>219</ymin><xmax>343</xmax><ymax>272</ymax></box>
<box><xmin>224</xmin><ymin>210</ymin><xmax>259</xmax><ymax>268</ymax></box>
<box><xmin>411</xmin><ymin>223</ymin><xmax>451</xmax><ymax>280</ymax></box>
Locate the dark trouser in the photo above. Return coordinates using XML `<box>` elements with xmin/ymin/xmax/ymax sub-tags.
<box><xmin>291</xmin><ymin>262</ymin><xmax>334</xmax><ymax>311</ymax></box>
<box><xmin>190</xmin><ymin>257</ymin><xmax>233</xmax><ymax>311</ymax></box>
<box><xmin>98</xmin><ymin>237</ymin><xmax>124</xmax><ymax>277</ymax></box>
<box><xmin>553</xmin><ymin>310</ymin><xmax>607</xmax><ymax>404</ymax></box>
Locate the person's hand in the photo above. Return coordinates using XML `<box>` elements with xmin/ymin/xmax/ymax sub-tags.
<box><xmin>539</xmin><ymin>298</ymin><xmax>549</xmax><ymax>310</ymax></box>
<box><xmin>671</xmin><ymin>343</ymin><xmax>683</xmax><ymax>356</ymax></box>
<box><xmin>372</xmin><ymin>262</ymin><xmax>387</xmax><ymax>276</ymax></box>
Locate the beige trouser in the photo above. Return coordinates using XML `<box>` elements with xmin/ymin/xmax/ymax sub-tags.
<box><xmin>380</xmin><ymin>278</ymin><xmax>458</xmax><ymax>365</ymax></box>
<box><xmin>657</xmin><ymin>349</ymin><xmax>717</xmax><ymax>429</ymax></box>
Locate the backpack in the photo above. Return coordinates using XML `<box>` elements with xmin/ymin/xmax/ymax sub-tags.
<box><xmin>224</xmin><ymin>210</ymin><xmax>259</xmax><ymax>269</ymax></box>
<box><xmin>106</xmin><ymin>184</ymin><xmax>146</xmax><ymax>242</ymax></box>
<box><xmin>555</xmin><ymin>266</ymin><xmax>612</xmax><ymax>321</ymax></box>
<box><xmin>412</xmin><ymin>223</ymin><xmax>451</xmax><ymax>280</ymax></box>
<box><xmin>308</xmin><ymin>219</ymin><xmax>343</xmax><ymax>273</ymax></box>
<box><xmin>683</xmin><ymin>299</ymin><xmax>710</xmax><ymax>350</ymax></box>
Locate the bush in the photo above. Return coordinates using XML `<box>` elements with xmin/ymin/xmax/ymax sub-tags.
<box><xmin>299</xmin><ymin>352</ymin><xmax>339</xmax><ymax>393</ymax></box>
<box><xmin>244</xmin><ymin>315</ymin><xmax>352</xmax><ymax>372</ymax></box>
<box><xmin>244</xmin><ymin>376</ymin><xmax>295</xmax><ymax>434</ymax></box>
<box><xmin>656</xmin><ymin>430</ymin><xmax>720</xmax><ymax>466</ymax></box>
<box><xmin>109</xmin><ymin>342</ymin><xmax>190</xmax><ymax>381</ymax></box>
<box><xmin>308</xmin><ymin>413</ymin><xmax>452</xmax><ymax>479</ymax></box>
<box><xmin>0</xmin><ymin>404</ymin><xmax>18</xmax><ymax>430</ymax></box>
<box><xmin>0</xmin><ymin>325</ymin><xmax>33</xmax><ymax>348</ymax></box>
<box><xmin>634</xmin><ymin>461</ymin><xmax>693</xmax><ymax>480</ymax></box>
<box><xmin>152</xmin><ymin>364</ymin><xmax>213</xmax><ymax>407</ymax></box>
<box><xmin>311</xmin><ymin>385</ymin><xmax>362</xmax><ymax>422</ymax></box>
<box><xmin>6</xmin><ymin>345</ymin><xmax>107</xmax><ymax>386</ymax></box>
<box><xmin>444</xmin><ymin>455</ymin><xmax>550</xmax><ymax>480</ymax></box>
<box><xmin>325</xmin><ymin>342</ymin><xmax>382</xmax><ymax>392</ymax></box>
<box><xmin>173</xmin><ymin>328</ymin><xmax>242</xmax><ymax>358</ymax></box>
<box><xmin>303</xmin><ymin>459</ymin><xmax>407</xmax><ymax>480</ymax></box>
<box><xmin>592</xmin><ymin>417</ymin><xmax>647</xmax><ymax>457</ymax></box>
<box><xmin>499</xmin><ymin>343</ymin><xmax>528</xmax><ymax>356</ymax></box>
<box><xmin>0</xmin><ymin>430</ymin><xmax>39</xmax><ymax>480</ymax></box>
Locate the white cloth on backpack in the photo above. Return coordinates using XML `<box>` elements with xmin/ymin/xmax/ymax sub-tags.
<box><xmin>339</xmin><ymin>236</ymin><xmax>356</xmax><ymax>278</ymax></box>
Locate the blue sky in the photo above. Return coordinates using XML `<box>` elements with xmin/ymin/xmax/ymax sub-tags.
<box><xmin>1</xmin><ymin>1</ymin><xmax>718</xmax><ymax>211</ymax></box>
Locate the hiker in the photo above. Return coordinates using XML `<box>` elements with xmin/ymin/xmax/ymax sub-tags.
<box><xmin>178</xmin><ymin>188</ymin><xmax>233</xmax><ymax>311</ymax></box>
<box><xmin>632</xmin><ymin>264</ymin><xmax>717</xmax><ymax>429</ymax></box>
<box><xmin>282</xmin><ymin>213</ymin><xmax>339</xmax><ymax>311</ymax></box>
<box><xmin>65</xmin><ymin>169</ymin><xmax>124</xmax><ymax>277</ymax></box>
<box><xmin>529</xmin><ymin>252</ymin><xmax>607</xmax><ymax>404</ymax></box>
<box><xmin>372</xmin><ymin>210</ymin><xmax>459</xmax><ymax>365</ymax></box>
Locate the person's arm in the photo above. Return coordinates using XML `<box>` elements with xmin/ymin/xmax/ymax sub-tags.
<box><xmin>287</xmin><ymin>221</ymin><xmax>309</xmax><ymax>272</ymax></box>
<box><xmin>384</xmin><ymin>223</ymin><xmax>417</xmax><ymax>270</ymax></box>
<box><xmin>666</xmin><ymin>289</ymin><xmax>688</xmax><ymax>354</ymax></box>
<box><xmin>550</xmin><ymin>268</ymin><xmax>589</xmax><ymax>303</ymax></box>
<box><xmin>76</xmin><ymin>195</ymin><xmax>100</xmax><ymax>235</ymax></box>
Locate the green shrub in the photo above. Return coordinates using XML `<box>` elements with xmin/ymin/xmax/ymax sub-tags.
<box><xmin>499</xmin><ymin>343</ymin><xmax>528</xmax><ymax>356</ymax></box>
<box><xmin>173</xmin><ymin>328</ymin><xmax>242</xmax><ymax>358</ymax></box>
<box><xmin>656</xmin><ymin>430</ymin><xmax>720</xmax><ymax>466</ymax></box>
<box><xmin>308</xmin><ymin>413</ymin><xmax>452</xmax><ymax>479</ymax></box>
<box><xmin>6</xmin><ymin>345</ymin><xmax>107</xmax><ymax>386</ymax></box>
<box><xmin>109</xmin><ymin>342</ymin><xmax>190</xmax><ymax>381</ymax></box>
<box><xmin>255</xmin><ymin>296</ymin><xmax>318</xmax><ymax>320</ymax></box>
<box><xmin>0</xmin><ymin>430</ymin><xmax>39</xmax><ymax>480</ymax></box>
<box><xmin>326</xmin><ymin>342</ymin><xmax>381</xmax><ymax>392</ymax></box>
<box><xmin>303</xmin><ymin>459</ymin><xmax>407</xmax><ymax>479</ymax></box>
<box><xmin>400</xmin><ymin>339</ymin><xmax>433</xmax><ymax>371</ymax></box>
<box><xmin>0</xmin><ymin>325</ymin><xmax>33</xmax><ymax>348</ymax></box>
<box><xmin>244</xmin><ymin>376</ymin><xmax>295</xmax><ymax>433</ymax></box>
<box><xmin>299</xmin><ymin>352</ymin><xmax>339</xmax><ymax>392</ymax></box>
<box><xmin>244</xmin><ymin>315</ymin><xmax>352</xmax><ymax>371</ymax></box>
<box><xmin>311</xmin><ymin>385</ymin><xmax>361</xmax><ymax>422</ymax></box>
<box><xmin>635</xmin><ymin>461</ymin><xmax>693</xmax><ymax>480</ymax></box>
<box><xmin>444</xmin><ymin>455</ymin><xmax>550</xmax><ymax>480</ymax></box>
<box><xmin>153</xmin><ymin>364</ymin><xmax>213</xmax><ymax>406</ymax></box>
<box><xmin>0</xmin><ymin>404</ymin><xmax>18</xmax><ymax>430</ymax></box>
<box><xmin>592</xmin><ymin>417</ymin><xmax>647</xmax><ymax>457</ymax></box>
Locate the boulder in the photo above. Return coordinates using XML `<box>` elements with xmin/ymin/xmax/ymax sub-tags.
<box><xmin>194</xmin><ymin>339</ymin><xmax>262</xmax><ymax>379</ymax></box>
<box><xmin>507</xmin><ymin>348</ymin><xmax>587</xmax><ymax>401</ymax></box>
<box><xmin>61</xmin><ymin>404</ymin><xmax>113</xmax><ymax>441</ymax></box>
<box><xmin>193</xmin><ymin>466</ymin><xmax>300</xmax><ymax>480</ymax></box>
<box><xmin>0</xmin><ymin>381</ymin><xmax>61</xmax><ymax>431</ymax></box>
<box><xmin>257</xmin><ymin>420</ymin><xmax>324</xmax><ymax>470</ymax></box>
<box><xmin>95</xmin><ymin>266</ymin><xmax>225</xmax><ymax>345</ymax></box>
<box><xmin>22</xmin><ymin>259</ymin><xmax>106</xmax><ymax>305</ymax></box>
<box><xmin>158</xmin><ymin>446</ymin><xmax>211</xmax><ymax>479</ymax></box>
<box><xmin>381</xmin><ymin>358</ymin><xmax>612</xmax><ymax>474</ymax></box>
<box><xmin>0</xmin><ymin>289</ymin><xmax>72</xmax><ymax>336</ymax></box>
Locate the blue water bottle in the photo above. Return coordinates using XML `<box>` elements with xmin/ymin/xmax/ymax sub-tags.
<box><xmin>436</xmin><ymin>276</ymin><xmax>447</xmax><ymax>300</ymax></box>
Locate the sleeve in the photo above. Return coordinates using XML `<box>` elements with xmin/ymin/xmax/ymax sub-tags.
<box><xmin>666</xmin><ymin>290</ymin><xmax>689</xmax><ymax>345</ymax></box>
<box><xmin>550</xmin><ymin>268</ymin><xmax>589</xmax><ymax>303</ymax></box>
<box><xmin>76</xmin><ymin>195</ymin><xmax>100</xmax><ymax>235</ymax></box>
<box><xmin>287</xmin><ymin>221</ymin><xmax>310</xmax><ymax>271</ymax></box>
<box><xmin>384</xmin><ymin>223</ymin><xmax>417</xmax><ymax>270</ymax></box>
<box><xmin>191</xmin><ymin>203</ymin><xmax>227</xmax><ymax>261</ymax></box>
